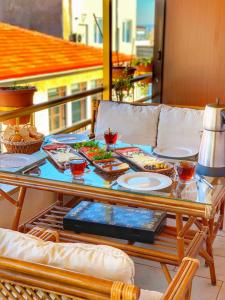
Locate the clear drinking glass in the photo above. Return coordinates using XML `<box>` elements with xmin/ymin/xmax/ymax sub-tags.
<box><xmin>69</xmin><ymin>159</ymin><xmax>87</xmax><ymax>179</ymax></box>
<box><xmin>175</xmin><ymin>161</ymin><xmax>196</xmax><ymax>183</ymax></box>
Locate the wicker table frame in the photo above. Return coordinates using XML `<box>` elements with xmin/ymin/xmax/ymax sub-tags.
<box><xmin>0</xmin><ymin>171</ymin><xmax>224</xmax><ymax>286</ymax></box>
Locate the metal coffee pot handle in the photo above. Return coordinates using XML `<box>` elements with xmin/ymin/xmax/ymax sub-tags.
<box><xmin>222</xmin><ymin>110</ymin><xmax>225</xmax><ymax>124</ymax></box>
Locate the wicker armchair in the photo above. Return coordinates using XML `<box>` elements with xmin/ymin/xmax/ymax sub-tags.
<box><xmin>0</xmin><ymin>227</ymin><xmax>199</xmax><ymax>300</ymax></box>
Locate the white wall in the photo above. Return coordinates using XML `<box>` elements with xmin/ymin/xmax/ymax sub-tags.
<box><xmin>33</xmin><ymin>91</ymin><xmax>50</xmax><ymax>136</ymax></box>
<box><xmin>116</xmin><ymin>0</ymin><xmax>137</xmax><ymax>55</ymax></box>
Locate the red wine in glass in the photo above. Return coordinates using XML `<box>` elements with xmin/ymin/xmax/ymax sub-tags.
<box><xmin>104</xmin><ymin>130</ymin><xmax>118</xmax><ymax>145</ymax></box>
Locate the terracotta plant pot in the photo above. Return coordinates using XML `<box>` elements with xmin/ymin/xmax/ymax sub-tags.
<box><xmin>135</xmin><ymin>64</ymin><xmax>153</xmax><ymax>84</ymax></box>
<box><xmin>112</xmin><ymin>66</ymin><xmax>136</xmax><ymax>80</ymax></box>
<box><xmin>0</xmin><ymin>86</ymin><xmax>36</xmax><ymax>125</ymax></box>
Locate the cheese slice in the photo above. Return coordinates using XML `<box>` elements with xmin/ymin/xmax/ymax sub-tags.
<box><xmin>55</xmin><ymin>152</ymin><xmax>80</xmax><ymax>163</ymax></box>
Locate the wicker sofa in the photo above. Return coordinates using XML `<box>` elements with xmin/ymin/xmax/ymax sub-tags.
<box><xmin>0</xmin><ymin>227</ymin><xmax>200</xmax><ymax>300</ymax></box>
<box><xmin>91</xmin><ymin>100</ymin><xmax>204</xmax><ymax>152</ymax></box>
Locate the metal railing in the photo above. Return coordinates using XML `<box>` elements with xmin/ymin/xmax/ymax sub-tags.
<box><xmin>0</xmin><ymin>74</ymin><xmax>152</xmax><ymax>134</ymax></box>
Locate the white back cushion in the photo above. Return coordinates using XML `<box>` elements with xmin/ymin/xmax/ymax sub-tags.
<box><xmin>157</xmin><ymin>105</ymin><xmax>204</xmax><ymax>151</ymax></box>
<box><xmin>0</xmin><ymin>228</ymin><xmax>134</xmax><ymax>284</ymax></box>
<box><xmin>95</xmin><ymin>101</ymin><xmax>161</xmax><ymax>146</ymax></box>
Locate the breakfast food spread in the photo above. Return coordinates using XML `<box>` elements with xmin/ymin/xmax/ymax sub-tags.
<box><xmin>93</xmin><ymin>158</ymin><xmax>129</xmax><ymax>174</ymax></box>
<box><xmin>43</xmin><ymin>144</ymin><xmax>82</xmax><ymax>169</ymax></box>
<box><xmin>115</xmin><ymin>147</ymin><xmax>172</xmax><ymax>173</ymax></box>
<box><xmin>75</xmin><ymin>141</ymin><xmax>129</xmax><ymax>174</ymax></box>
<box><xmin>77</xmin><ymin>141</ymin><xmax>113</xmax><ymax>161</ymax></box>
<box><xmin>54</xmin><ymin>151</ymin><xmax>81</xmax><ymax>163</ymax></box>
<box><xmin>3</xmin><ymin>125</ymin><xmax>43</xmax><ymax>142</ymax></box>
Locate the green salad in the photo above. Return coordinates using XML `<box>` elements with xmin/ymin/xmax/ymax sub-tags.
<box><xmin>74</xmin><ymin>140</ymin><xmax>99</xmax><ymax>149</ymax></box>
<box><xmin>93</xmin><ymin>150</ymin><xmax>113</xmax><ymax>160</ymax></box>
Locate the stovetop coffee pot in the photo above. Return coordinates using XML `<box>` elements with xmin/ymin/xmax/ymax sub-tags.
<box><xmin>197</xmin><ymin>98</ymin><xmax>225</xmax><ymax>177</ymax></box>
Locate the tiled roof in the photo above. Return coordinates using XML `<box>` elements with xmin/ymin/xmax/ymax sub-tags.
<box><xmin>0</xmin><ymin>22</ymin><xmax>131</xmax><ymax>81</ymax></box>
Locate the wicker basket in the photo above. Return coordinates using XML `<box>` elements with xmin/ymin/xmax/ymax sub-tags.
<box><xmin>1</xmin><ymin>135</ymin><xmax>44</xmax><ymax>154</ymax></box>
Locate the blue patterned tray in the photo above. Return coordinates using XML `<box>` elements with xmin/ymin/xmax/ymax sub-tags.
<box><xmin>63</xmin><ymin>201</ymin><xmax>166</xmax><ymax>243</ymax></box>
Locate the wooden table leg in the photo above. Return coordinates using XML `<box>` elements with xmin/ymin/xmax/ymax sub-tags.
<box><xmin>219</xmin><ymin>200</ymin><xmax>225</xmax><ymax>230</ymax></box>
<box><xmin>12</xmin><ymin>187</ymin><xmax>27</xmax><ymax>231</ymax></box>
<box><xmin>176</xmin><ymin>214</ymin><xmax>185</xmax><ymax>263</ymax></box>
<box><xmin>161</xmin><ymin>263</ymin><xmax>172</xmax><ymax>284</ymax></box>
<box><xmin>57</xmin><ymin>193</ymin><xmax>64</xmax><ymax>207</ymax></box>
<box><xmin>202</xmin><ymin>218</ymin><xmax>216</xmax><ymax>285</ymax></box>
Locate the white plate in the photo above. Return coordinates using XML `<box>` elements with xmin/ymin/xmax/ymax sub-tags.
<box><xmin>117</xmin><ymin>172</ymin><xmax>172</xmax><ymax>191</ymax></box>
<box><xmin>49</xmin><ymin>133</ymin><xmax>89</xmax><ymax>145</ymax></box>
<box><xmin>153</xmin><ymin>146</ymin><xmax>198</xmax><ymax>158</ymax></box>
<box><xmin>0</xmin><ymin>154</ymin><xmax>35</xmax><ymax>168</ymax></box>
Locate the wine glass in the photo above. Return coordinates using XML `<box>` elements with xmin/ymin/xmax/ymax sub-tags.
<box><xmin>104</xmin><ymin>128</ymin><xmax>118</xmax><ymax>151</ymax></box>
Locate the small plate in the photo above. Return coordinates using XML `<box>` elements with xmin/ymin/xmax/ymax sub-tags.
<box><xmin>0</xmin><ymin>154</ymin><xmax>35</xmax><ymax>168</ymax></box>
<box><xmin>117</xmin><ymin>172</ymin><xmax>172</xmax><ymax>191</ymax></box>
<box><xmin>153</xmin><ymin>146</ymin><xmax>198</xmax><ymax>158</ymax></box>
<box><xmin>49</xmin><ymin>133</ymin><xmax>89</xmax><ymax>145</ymax></box>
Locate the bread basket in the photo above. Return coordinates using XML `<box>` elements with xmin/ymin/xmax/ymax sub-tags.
<box><xmin>1</xmin><ymin>134</ymin><xmax>44</xmax><ymax>154</ymax></box>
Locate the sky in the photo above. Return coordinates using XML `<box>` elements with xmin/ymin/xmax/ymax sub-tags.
<box><xmin>137</xmin><ymin>0</ymin><xmax>155</xmax><ymax>26</ymax></box>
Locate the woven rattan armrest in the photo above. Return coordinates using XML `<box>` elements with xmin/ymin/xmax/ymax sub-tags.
<box><xmin>163</xmin><ymin>257</ymin><xmax>199</xmax><ymax>300</ymax></box>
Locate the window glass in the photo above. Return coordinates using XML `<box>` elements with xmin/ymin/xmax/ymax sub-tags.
<box><xmin>48</xmin><ymin>87</ymin><xmax>67</xmax><ymax>132</ymax></box>
<box><xmin>122</xmin><ymin>20</ymin><xmax>132</xmax><ymax>43</ymax></box>
<box><xmin>94</xmin><ymin>17</ymin><xmax>103</xmax><ymax>44</ymax></box>
<box><xmin>71</xmin><ymin>83</ymin><xmax>87</xmax><ymax>123</ymax></box>
<box><xmin>112</xmin><ymin>0</ymin><xmax>155</xmax><ymax>102</ymax></box>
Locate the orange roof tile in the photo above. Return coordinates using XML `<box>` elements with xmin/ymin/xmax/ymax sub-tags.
<box><xmin>0</xmin><ymin>22</ymin><xmax>131</xmax><ymax>81</ymax></box>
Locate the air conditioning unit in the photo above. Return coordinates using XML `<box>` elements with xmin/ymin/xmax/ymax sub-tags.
<box><xmin>69</xmin><ymin>33</ymin><xmax>82</xmax><ymax>43</ymax></box>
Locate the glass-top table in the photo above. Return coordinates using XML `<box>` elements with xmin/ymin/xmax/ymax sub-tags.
<box><xmin>0</xmin><ymin>141</ymin><xmax>224</xmax><ymax>285</ymax></box>
<box><xmin>0</xmin><ymin>142</ymin><xmax>224</xmax><ymax>219</ymax></box>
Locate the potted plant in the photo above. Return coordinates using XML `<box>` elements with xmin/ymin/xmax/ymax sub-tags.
<box><xmin>113</xmin><ymin>71</ymin><xmax>134</xmax><ymax>102</ymax></box>
<box><xmin>132</xmin><ymin>57</ymin><xmax>153</xmax><ymax>84</ymax></box>
<box><xmin>112</xmin><ymin>64</ymin><xmax>136</xmax><ymax>80</ymax></box>
<box><xmin>0</xmin><ymin>85</ymin><xmax>36</xmax><ymax>125</ymax></box>
<box><xmin>112</xmin><ymin>43</ymin><xmax>136</xmax><ymax>80</ymax></box>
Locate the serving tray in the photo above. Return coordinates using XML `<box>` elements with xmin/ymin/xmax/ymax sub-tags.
<box><xmin>43</xmin><ymin>144</ymin><xmax>84</xmax><ymax>170</ymax></box>
<box><xmin>115</xmin><ymin>147</ymin><xmax>174</xmax><ymax>175</ymax></box>
<box><xmin>92</xmin><ymin>158</ymin><xmax>129</xmax><ymax>174</ymax></box>
<box><xmin>63</xmin><ymin>200</ymin><xmax>166</xmax><ymax>243</ymax></box>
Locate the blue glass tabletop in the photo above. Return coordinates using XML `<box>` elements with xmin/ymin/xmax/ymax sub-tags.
<box><xmin>0</xmin><ymin>141</ymin><xmax>224</xmax><ymax>208</ymax></box>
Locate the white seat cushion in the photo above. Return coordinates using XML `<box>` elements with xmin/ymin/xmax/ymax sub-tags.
<box><xmin>0</xmin><ymin>228</ymin><xmax>134</xmax><ymax>284</ymax></box>
<box><xmin>139</xmin><ymin>289</ymin><xmax>163</xmax><ymax>300</ymax></box>
<box><xmin>95</xmin><ymin>101</ymin><xmax>161</xmax><ymax>146</ymax></box>
<box><xmin>157</xmin><ymin>105</ymin><xmax>204</xmax><ymax>151</ymax></box>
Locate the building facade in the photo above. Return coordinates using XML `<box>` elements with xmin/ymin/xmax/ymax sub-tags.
<box><xmin>71</xmin><ymin>0</ymin><xmax>137</xmax><ymax>55</ymax></box>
